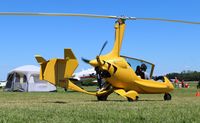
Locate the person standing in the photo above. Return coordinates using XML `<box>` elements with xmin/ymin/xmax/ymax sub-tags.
<box><xmin>174</xmin><ymin>77</ymin><xmax>179</xmax><ymax>88</ymax></box>
<box><xmin>181</xmin><ymin>80</ymin><xmax>185</xmax><ymax>88</ymax></box>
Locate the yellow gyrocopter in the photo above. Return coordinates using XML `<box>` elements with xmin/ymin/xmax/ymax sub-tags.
<box><xmin>1</xmin><ymin>12</ymin><xmax>200</xmax><ymax>101</ymax></box>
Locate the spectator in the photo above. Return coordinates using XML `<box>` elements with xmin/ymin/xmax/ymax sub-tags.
<box><xmin>174</xmin><ymin>77</ymin><xmax>179</xmax><ymax>88</ymax></box>
<box><xmin>181</xmin><ymin>80</ymin><xmax>185</xmax><ymax>88</ymax></box>
<box><xmin>185</xmin><ymin>83</ymin><xmax>189</xmax><ymax>88</ymax></box>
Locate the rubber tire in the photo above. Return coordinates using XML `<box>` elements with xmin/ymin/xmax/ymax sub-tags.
<box><xmin>97</xmin><ymin>95</ymin><xmax>108</xmax><ymax>101</ymax></box>
<box><xmin>164</xmin><ymin>93</ymin><xmax>172</xmax><ymax>101</ymax></box>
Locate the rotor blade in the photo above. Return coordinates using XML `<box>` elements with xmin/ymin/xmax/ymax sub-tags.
<box><xmin>99</xmin><ymin>41</ymin><xmax>108</xmax><ymax>56</ymax></box>
<box><xmin>0</xmin><ymin>12</ymin><xmax>200</xmax><ymax>24</ymax></box>
<box><xmin>0</xmin><ymin>12</ymin><xmax>120</xmax><ymax>19</ymax></box>
<box><xmin>81</xmin><ymin>57</ymin><xmax>90</xmax><ymax>63</ymax></box>
<box><xmin>134</xmin><ymin>17</ymin><xmax>200</xmax><ymax>24</ymax></box>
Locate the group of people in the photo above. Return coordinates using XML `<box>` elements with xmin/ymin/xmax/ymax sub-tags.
<box><xmin>174</xmin><ymin>77</ymin><xmax>189</xmax><ymax>88</ymax></box>
<box><xmin>135</xmin><ymin>63</ymin><xmax>150</xmax><ymax>80</ymax></box>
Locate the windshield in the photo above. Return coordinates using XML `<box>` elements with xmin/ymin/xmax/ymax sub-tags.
<box><xmin>121</xmin><ymin>56</ymin><xmax>155</xmax><ymax>78</ymax></box>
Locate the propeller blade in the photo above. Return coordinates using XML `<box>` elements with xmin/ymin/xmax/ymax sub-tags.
<box><xmin>0</xmin><ymin>12</ymin><xmax>200</xmax><ymax>24</ymax></box>
<box><xmin>81</xmin><ymin>57</ymin><xmax>90</xmax><ymax>63</ymax></box>
<box><xmin>99</xmin><ymin>41</ymin><xmax>108</xmax><ymax>56</ymax></box>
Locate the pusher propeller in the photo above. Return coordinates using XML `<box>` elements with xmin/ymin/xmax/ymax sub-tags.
<box><xmin>81</xmin><ymin>41</ymin><xmax>108</xmax><ymax>89</ymax></box>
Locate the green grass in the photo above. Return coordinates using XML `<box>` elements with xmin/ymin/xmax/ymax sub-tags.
<box><xmin>0</xmin><ymin>83</ymin><xmax>200</xmax><ymax>123</ymax></box>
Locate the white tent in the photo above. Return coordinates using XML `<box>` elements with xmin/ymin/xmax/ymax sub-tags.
<box><xmin>4</xmin><ymin>65</ymin><xmax>56</xmax><ymax>92</ymax></box>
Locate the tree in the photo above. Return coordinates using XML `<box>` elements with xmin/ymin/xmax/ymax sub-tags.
<box><xmin>166</xmin><ymin>70</ymin><xmax>200</xmax><ymax>81</ymax></box>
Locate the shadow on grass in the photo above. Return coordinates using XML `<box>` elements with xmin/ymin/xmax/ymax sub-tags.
<box><xmin>137</xmin><ymin>99</ymin><xmax>164</xmax><ymax>102</ymax></box>
<box><xmin>43</xmin><ymin>101</ymin><xmax>69</xmax><ymax>104</ymax></box>
<box><xmin>42</xmin><ymin>99</ymin><xmax>164</xmax><ymax>104</ymax></box>
<box><xmin>89</xmin><ymin>99</ymin><xmax>164</xmax><ymax>102</ymax></box>
<box><xmin>89</xmin><ymin>100</ymin><xmax>128</xmax><ymax>102</ymax></box>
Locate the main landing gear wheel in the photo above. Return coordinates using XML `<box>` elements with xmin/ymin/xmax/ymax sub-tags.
<box><xmin>97</xmin><ymin>95</ymin><xmax>108</xmax><ymax>101</ymax></box>
<box><xmin>164</xmin><ymin>93</ymin><xmax>172</xmax><ymax>101</ymax></box>
<box><xmin>97</xmin><ymin>83</ymin><xmax>113</xmax><ymax>101</ymax></box>
<box><xmin>97</xmin><ymin>88</ymin><xmax>113</xmax><ymax>101</ymax></box>
<box><xmin>127</xmin><ymin>96</ymin><xmax>139</xmax><ymax>102</ymax></box>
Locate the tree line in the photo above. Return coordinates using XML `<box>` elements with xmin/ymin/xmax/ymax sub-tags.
<box><xmin>166</xmin><ymin>70</ymin><xmax>200</xmax><ymax>81</ymax></box>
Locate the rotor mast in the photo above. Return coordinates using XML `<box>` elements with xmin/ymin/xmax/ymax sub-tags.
<box><xmin>107</xmin><ymin>19</ymin><xmax>126</xmax><ymax>57</ymax></box>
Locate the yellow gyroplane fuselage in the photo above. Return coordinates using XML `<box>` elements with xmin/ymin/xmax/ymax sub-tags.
<box><xmin>91</xmin><ymin>56</ymin><xmax>174</xmax><ymax>94</ymax></box>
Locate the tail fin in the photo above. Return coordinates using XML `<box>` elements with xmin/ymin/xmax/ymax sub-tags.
<box><xmin>35</xmin><ymin>55</ymin><xmax>46</xmax><ymax>64</ymax></box>
<box><xmin>64</xmin><ymin>49</ymin><xmax>78</xmax><ymax>78</ymax></box>
<box><xmin>35</xmin><ymin>55</ymin><xmax>47</xmax><ymax>80</ymax></box>
<box><xmin>35</xmin><ymin>49</ymin><xmax>78</xmax><ymax>89</ymax></box>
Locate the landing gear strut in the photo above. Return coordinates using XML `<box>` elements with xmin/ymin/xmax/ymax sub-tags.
<box><xmin>96</xmin><ymin>83</ymin><xmax>113</xmax><ymax>101</ymax></box>
<box><xmin>164</xmin><ymin>93</ymin><xmax>172</xmax><ymax>101</ymax></box>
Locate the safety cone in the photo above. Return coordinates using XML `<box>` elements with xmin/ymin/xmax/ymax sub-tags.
<box><xmin>196</xmin><ymin>91</ymin><xmax>200</xmax><ymax>97</ymax></box>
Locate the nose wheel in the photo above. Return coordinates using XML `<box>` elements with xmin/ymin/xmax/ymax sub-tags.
<box><xmin>164</xmin><ymin>93</ymin><xmax>172</xmax><ymax>101</ymax></box>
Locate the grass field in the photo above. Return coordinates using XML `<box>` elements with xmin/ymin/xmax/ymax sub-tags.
<box><xmin>0</xmin><ymin>82</ymin><xmax>199</xmax><ymax>123</ymax></box>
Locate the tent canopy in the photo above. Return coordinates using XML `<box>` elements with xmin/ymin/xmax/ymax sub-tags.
<box><xmin>5</xmin><ymin>65</ymin><xmax>56</xmax><ymax>92</ymax></box>
<box><xmin>8</xmin><ymin>65</ymin><xmax>40</xmax><ymax>75</ymax></box>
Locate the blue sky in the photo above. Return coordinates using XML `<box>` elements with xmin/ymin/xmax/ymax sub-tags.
<box><xmin>0</xmin><ymin>0</ymin><xmax>200</xmax><ymax>80</ymax></box>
